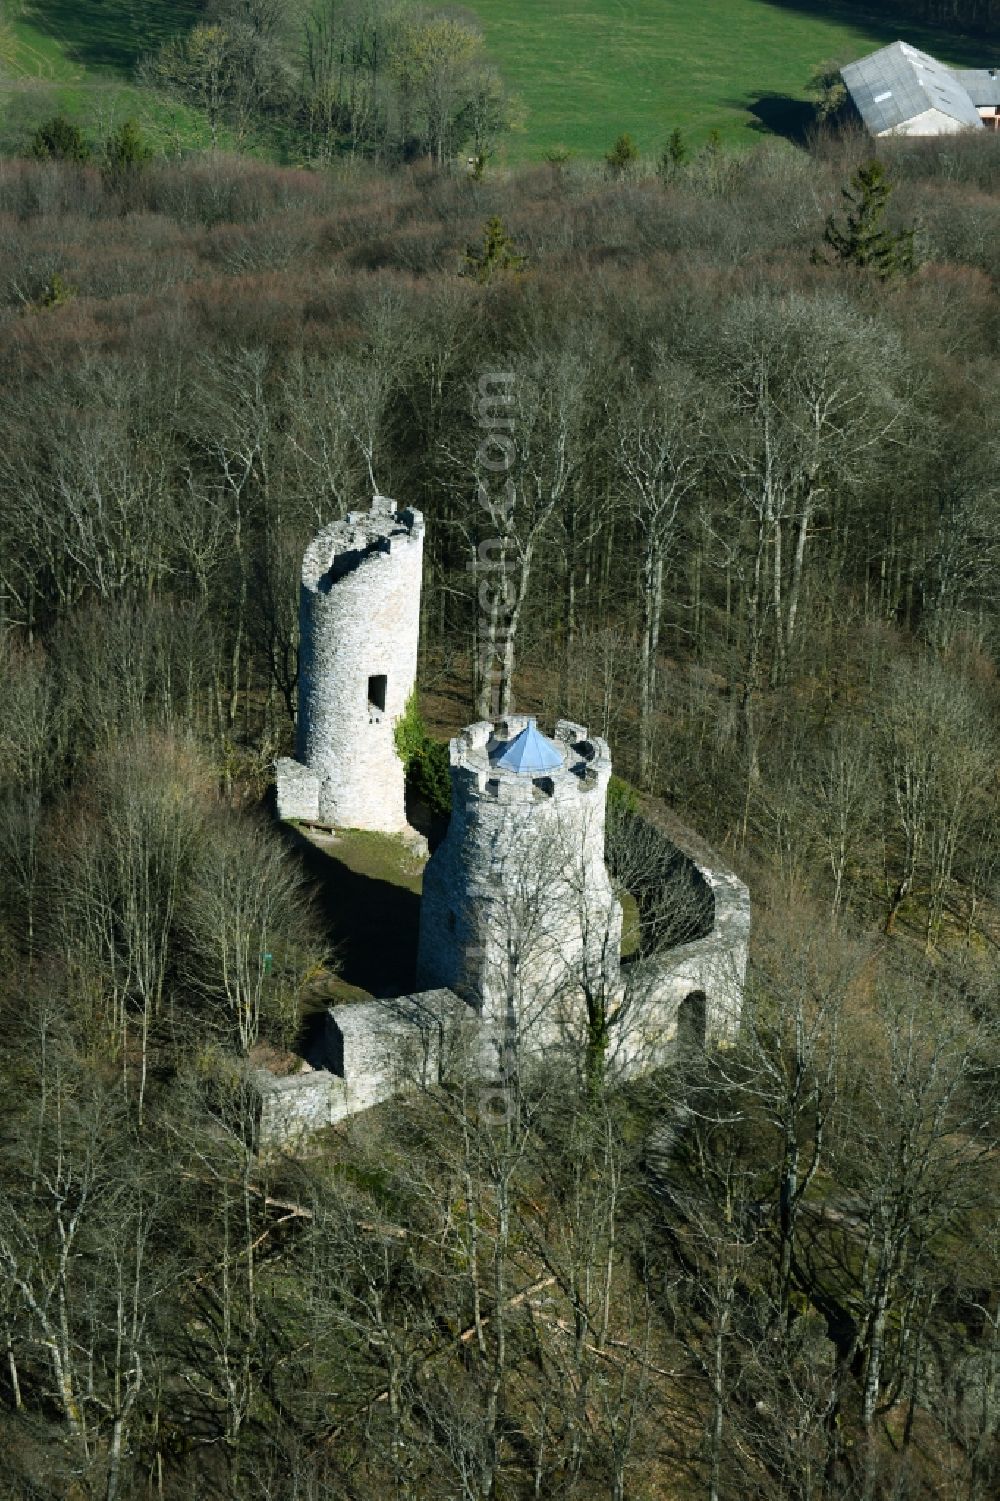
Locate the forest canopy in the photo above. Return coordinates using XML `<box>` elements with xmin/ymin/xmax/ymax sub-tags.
<box><xmin>2</xmin><ymin>106</ymin><xmax>1000</xmax><ymax>1498</ymax></box>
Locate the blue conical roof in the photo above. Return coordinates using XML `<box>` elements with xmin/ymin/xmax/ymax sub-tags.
<box><xmin>490</xmin><ymin>720</ymin><xmax>563</xmax><ymax>776</ymax></box>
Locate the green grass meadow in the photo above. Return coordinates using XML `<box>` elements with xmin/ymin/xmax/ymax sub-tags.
<box><xmin>0</xmin><ymin>0</ymin><xmax>222</xmax><ymax>155</ymax></box>
<box><xmin>0</xmin><ymin>0</ymin><xmax>991</xmax><ymax>162</ymax></box>
<box><xmin>466</xmin><ymin>0</ymin><xmax>990</xmax><ymax>159</ymax></box>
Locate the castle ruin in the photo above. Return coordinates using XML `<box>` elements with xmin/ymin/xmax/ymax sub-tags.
<box><xmin>275</xmin><ymin>495</ymin><xmax>423</xmax><ymax>832</ymax></box>
<box><xmin>261</xmin><ymin>500</ymin><xmax>749</xmax><ymax>1145</ymax></box>
<box><xmin>416</xmin><ymin>716</ymin><xmax>622</xmax><ymax>1046</ymax></box>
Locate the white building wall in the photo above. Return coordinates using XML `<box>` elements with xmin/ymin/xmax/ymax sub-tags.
<box><xmin>328</xmin><ymin>990</ymin><xmax>486</xmax><ymax>1111</ymax></box>
<box><xmin>883</xmin><ymin>107</ymin><xmax>972</xmax><ymax>136</ymax></box>
<box><xmin>255</xmin><ymin>1066</ymin><xmax>344</xmax><ymax>1148</ymax></box>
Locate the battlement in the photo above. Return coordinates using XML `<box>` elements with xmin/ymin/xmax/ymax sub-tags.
<box><xmin>267</xmin><ymin>498</ymin><xmax>749</xmax><ymax>1152</ymax></box>
<box><xmin>301</xmin><ymin>495</ymin><xmax>424</xmax><ymax>592</ymax></box>
<box><xmin>449</xmin><ymin>717</ymin><xmax>612</xmax><ymax>806</ymax></box>
<box><xmin>280</xmin><ymin>493</ymin><xmax>424</xmax><ymax>834</ymax></box>
<box><xmin>418</xmin><ymin>713</ymin><xmax>622</xmax><ymax>1013</ymax></box>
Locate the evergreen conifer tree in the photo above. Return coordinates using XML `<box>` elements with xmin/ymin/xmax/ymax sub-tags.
<box><xmin>463</xmin><ymin>214</ymin><xmax>525</xmax><ymax>283</ymax></box>
<box><xmin>605</xmin><ymin>132</ymin><xmax>639</xmax><ymax>176</ymax></box>
<box><xmin>667</xmin><ymin>126</ymin><xmax>689</xmax><ymax>167</ymax></box>
<box><xmin>822</xmin><ymin>159</ymin><xmax>915</xmax><ymax>280</ymax></box>
<box><xmin>30</xmin><ymin>116</ymin><xmax>91</xmax><ymax>163</ymax></box>
<box><xmin>658</xmin><ymin>127</ymin><xmax>689</xmax><ymax>179</ymax></box>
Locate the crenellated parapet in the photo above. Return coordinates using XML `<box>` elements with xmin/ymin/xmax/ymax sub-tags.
<box><xmin>264</xmin><ymin>503</ymin><xmax>750</xmax><ymax>1150</ymax></box>
<box><xmin>447</xmin><ymin>716</ymin><xmax>612</xmax><ymax>805</ymax></box>
<box><xmin>416</xmin><ymin>717</ymin><xmax>622</xmax><ymax>1031</ymax></box>
<box><xmin>276</xmin><ymin>495</ymin><xmax>424</xmax><ymax>833</ymax></box>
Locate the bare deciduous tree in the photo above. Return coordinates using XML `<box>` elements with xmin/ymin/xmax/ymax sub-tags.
<box><xmin>184</xmin><ymin>815</ymin><xmax>328</xmax><ymax>1053</ymax></box>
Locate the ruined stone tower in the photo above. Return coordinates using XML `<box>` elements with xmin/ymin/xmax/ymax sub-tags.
<box><xmin>261</xmin><ymin>499</ymin><xmax>750</xmax><ymax>1145</ymax></box>
<box><xmin>416</xmin><ymin>717</ymin><xmax>623</xmax><ymax>1039</ymax></box>
<box><xmin>275</xmin><ymin>496</ymin><xmax>424</xmax><ymax>831</ymax></box>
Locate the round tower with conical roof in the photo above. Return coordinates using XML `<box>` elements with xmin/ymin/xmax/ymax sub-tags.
<box><xmin>416</xmin><ymin>716</ymin><xmax>623</xmax><ymax>1039</ymax></box>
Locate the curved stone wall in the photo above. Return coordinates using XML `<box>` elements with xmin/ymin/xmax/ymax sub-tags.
<box><xmin>611</xmin><ymin>803</ymin><xmax>750</xmax><ymax>1075</ymax></box>
<box><xmin>416</xmin><ymin>717</ymin><xmax>623</xmax><ymax>1031</ymax></box>
<box><xmin>278</xmin><ymin>495</ymin><xmax>424</xmax><ymax>832</ymax></box>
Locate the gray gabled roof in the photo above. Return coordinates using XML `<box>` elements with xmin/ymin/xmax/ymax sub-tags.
<box><xmin>956</xmin><ymin>69</ymin><xmax>1000</xmax><ymax>108</ymax></box>
<box><xmin>842</xmin><ymin>41</ymin><xmax>983</xmax><ymax>134</ymax></box>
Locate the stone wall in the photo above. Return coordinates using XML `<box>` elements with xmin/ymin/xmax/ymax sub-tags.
<box><xmin>611</xmin><ymin>806</ymin><xmax>750</xmax><ymax>1076</ymax></box>
<box><xmin>274</xmin><ymin>758</ymin><xmax>320</xmax><ymax>823</ymax></box>
<box><xmin>326</xmin><ymin>989</ymin><xmax>484</xmax><ymax>1110</ymax></box>
<box><xmin>279</xmin><ymin>495</ymin><xmax>424</xmax><ymax>832</ymax></box>
<box><xmin>266</xmin><ymin>703</ymin><xmax>748</xmax><ymax>1146</ymax></box>
<box><xmin>255</xmin><ymin>1064</ymin><xmax>345</xmax><ymax>1149</ymax></box>
<box><xmin>416</xmin><ymin>717</ymin><xmax>622</xmax><ymax>1035</ymax></box>
<box><xmin>263</xmin><ymin>496</ymin><xmax>751</xmax><ymax>1150</ymax></box>
<box><xmin>256</xmin><ymin>990</ymin><xmax>484</xmax><ymax>1146</ymax></box>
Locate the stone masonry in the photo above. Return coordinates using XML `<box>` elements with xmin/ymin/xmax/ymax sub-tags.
<box><xmin>265</xmin><ymin>711</ymin><xmax>750</xmax><ymax>1146</ymax></box>
<box><xmin>256</xmin><ymin>991</ymin><xmax>489</xmax><ymax>1151</ymax></box>
<box><xmin>609</xmin><ymin>806</ymin><xmax>750</xmax><ymax>1075</ymax></box>
<box><xmin>275</xmin><ymin>495</ymin><xmax>424</xmax><ymax>832</ymax></box>
<box><xmin>416</xmin><ymin>717</ymin><xmax>622</xmax><ymax>1043</ymax></box>
<box><xmin>264</xmin><ymin>501</ymin><xmax>750</xmax><ymax>1148</ymax></box>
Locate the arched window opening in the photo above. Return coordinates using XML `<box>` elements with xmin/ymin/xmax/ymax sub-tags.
<box><xmin>678</xmin><ymin>990</ymin><xmax>707</xmax><ymax>1052</ymax></box>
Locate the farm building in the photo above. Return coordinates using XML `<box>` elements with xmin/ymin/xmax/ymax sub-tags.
<box><xmin>955</xmin><ymin>68</ymin><xmax>1000</xmax><ymax>130</ymax></box>
<box><xmin>842</xmin><ymin>41</ymin><xmax>1000</xmax><ymax>137</ymax></box>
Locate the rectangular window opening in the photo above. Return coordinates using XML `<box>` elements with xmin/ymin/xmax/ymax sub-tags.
<box><xmin>368</xmin><ymin>674</ymin><xmax>387</xmax><ymax>714</ymax></box>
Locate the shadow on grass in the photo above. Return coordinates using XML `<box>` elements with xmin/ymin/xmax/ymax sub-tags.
<box><xmin>280</xmin><ymin>825</ymin><xmax>422</xmax><ymax>1001</ymax></box>
<box><xmin>746</xmin><ymin>92</ymin><xmax>817</xmax><ymax>146</ymax></box>
<box><xmin>24</xmin><ymin>0</ymin><xmax>201</xmax><ymax>74</ymax></box>
<box><xmin>753</xmin><ymin>0</ymin><xmax>991</xmax><ymax>68</ymax></box>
